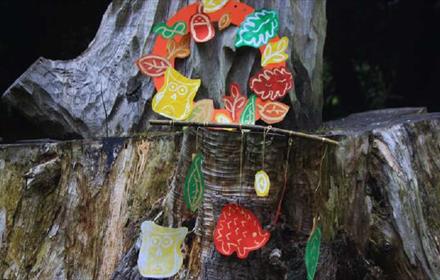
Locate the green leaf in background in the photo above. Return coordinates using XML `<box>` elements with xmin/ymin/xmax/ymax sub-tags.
<box><xmin>235</xmin><ymin>9</ymin><xmax>279</xmax><ymax>48</ymax></box>
<box><xmin>305</xmin><ymin>226</ymin><xmax>321</xmax><ymax>280</ymax></box>
<box><xmin>153</xmin><ymin>21</ymin><xmax>187</xmax><ymax>39</ymax></box>
<box><xmin>183</xmin><ymin>153</ymin><xmax>205</xmax><ymax>212</ymax></box>
<box><xmin>240</xmin><ymin>94</ymin><xmax>257</xmax><ymax>125</ymax></box>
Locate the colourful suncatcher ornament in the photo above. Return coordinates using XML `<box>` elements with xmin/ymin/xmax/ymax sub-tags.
<box><xmin>138</xmin><ymin>221</ymin><xmax>188</xmax><ymax>278</ymax></box>
<box><xmin>257</xmin><ymin>100</ymin><xmax>290</xmax><ymax>124</ymax></box>
<box><xmin>183</xmin><ymin>153</ymin><xmax>206</xmax><ymax>212</ymax></box>
<box><xmin>136</xmin><ymin>55</ymin><xmax>171</xmax><ymax>78</ymax></box>
<box><xmin>223</xmin><ymin>83</ymin><xmax>247</xmax><ymax>121</ymax></box>
<box><xmin>153</xmin><ymin>21</ymin><xmax>187</xmax><ymax>39</ymax></box>
<box><xmin>261</xmin><ymin>36</ymin><xmax>289</xmax><ymax>67</ymax></box>
<box><xmin>214</xmin><ymin>204</ymin><xmax>270</xmax><ymax>259</ymax></box>
<box><xmin>190</xmin><ymin>8</ymin><xmax>215</xmax><ymax>43</ymax></box>
<box><xmin>187</xmin><ymin>99</ymin><xmax>214</xmax><ymax>123</ymax></box>
<box><xmin>240</xmin><ymin>94</ymin><xmax>257</xmax><ymax>125</ymax></box>
<box><xmin>235</xmin><ymin>9</ymin><xmax>279</xmax><ymax>48</ymax></box>
<box><xmin>202</xmin><ymin>0</ymin><xmax>229</xmax><ymax>13</ymax></box>
<box><xmin>305</xmin><ymin>226</ymin><xmax>322</xmax><ymax>280</ymax></box>
<box><xmin>249</xmin><ymin>66</ymin><xmax>293</xmax><ymax>101</ymax></box>
<box><xmin>152</xmin><ymin>67</ymin><xmax>201</xmax><ymax>120</ymax></box>
<box><xmin>254</xmin><ymin>170</ymin><xmax>271</xmax><ymax>197</ymax></box>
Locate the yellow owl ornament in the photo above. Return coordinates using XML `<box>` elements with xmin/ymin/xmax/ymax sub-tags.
<box><xmin>152</xmin><ymin>67</ymin><xmax>201</xmax><ymax>120</ymax></box>
<box><xmin>138</xmin><ymin>221</ymin><xmax>188</xmax><ymax>278</ymax></box>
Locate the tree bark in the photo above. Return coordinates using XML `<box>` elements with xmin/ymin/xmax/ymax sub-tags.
<box><xmin>1</xmin><ymin>108</ymin><xmax>439</xmax><ymax>279</ymax></box>
<box><xmin>1</xmin><ymin>0</ymin><xmax>327</xmax><ymax>138</ymax></box>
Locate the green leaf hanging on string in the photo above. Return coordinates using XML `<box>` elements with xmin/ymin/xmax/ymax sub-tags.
<box><xmin>153</xmin><ymin>21</ymin><xmax>187</xmax><ymax>39</ymax></box>
<box><xmin>184</xmin><ymin>153</ymin><xmax>205</xmax><ymax>212</ymax></box>
<box><xmin>240</xmin><ymin>94</ymin><xmax>257</xmax><ymax>125</ymax></box>
<box><xmin>235</xmin><ymin>9</ymin><xmax>279</xmax><ymax>48</ymax></box>
<box><xmin>305</xmin><ymin>226</ymin><xmax>321</xmax><ymax>280</ymax></box>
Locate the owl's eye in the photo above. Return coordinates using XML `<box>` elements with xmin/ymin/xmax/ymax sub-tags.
<box><xmin>177</xmin><ymin>86</ymin><xmax>188</xmax><ymax>96</ymax></box>
<box><xmin>151</xmin><ymin>236</ymin><xmax>160</xmax><ymax>245</ymax></box>
<box><xmin>169</xmin><ymin>82</ymin><xmax>178</xmax><ymax>91</ymax></box>
<box><xmin>161</xmin><ymin>236</ymin><xmax>172</xmax><ymax>248</ymax></box>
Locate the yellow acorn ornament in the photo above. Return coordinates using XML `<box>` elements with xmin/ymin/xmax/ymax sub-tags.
<box><xmin>202</xmin><ymin>0</ymin><xmax>229</xmax><ymax>13</ymax></box>
<box><xmin>254</xmin><ymin>170</ymin><xmax>271</xmax><ymax>197</ymax></box>
<box><xmin>152</xmin><ymin>67</ymin><xmax>201</xmax><ymax>120</ymax></box>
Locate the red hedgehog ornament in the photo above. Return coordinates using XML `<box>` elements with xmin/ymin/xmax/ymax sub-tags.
<box><xmin>213</xmin><ymin>204</ymin><xmax>271</xmax><ymax>259</ymax></box>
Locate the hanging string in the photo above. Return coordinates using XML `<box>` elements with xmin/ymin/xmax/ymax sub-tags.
<box><xmin>272</xmin><ymin>136</ymin><xmax>293</xmax><ymax>226</ymax></box>
<box><xmin>314</xmin><ymin>144</ymin><xmax>328</xmax><ymax>193</ymax></box>
<box><xmin>238</xmin><ymin>129</ymin><xmax>245</xmax><ymax>205</ymax></box>
<box><xmin>261</xmin><ymin>125</ymin><xmax>271</xmax><ymax>170</ymax></box>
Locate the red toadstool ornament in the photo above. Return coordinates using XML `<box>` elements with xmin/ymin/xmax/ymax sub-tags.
<box><xmin>213</xmin><ymin>204</ymin><xmax>270</xmax><ymax>259</ymax></box>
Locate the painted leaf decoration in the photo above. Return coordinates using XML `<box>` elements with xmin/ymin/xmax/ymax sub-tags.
<box><xmin>249</xmin><ymin>66</ymin><xmax>294</xmax><ymax>101</ymax></box>
<box><xmin>261</xmin><ymin>37</ymin><xmax>289</xmax><ymax>67</ymax></box>
<box><xmin>153</xmin><ymin>21</ymin><xmax>187</xmax><ymax>39</ymax></box>
<box><xmin>235</xmin><ymin>9</ymin><xmax>279</xmax><ymax>48</ymax></box>
<box><xmin>223</xmin><ymin>83</ymin><xmax>247</xmax><ymax>121</ymax></box>
<box><xmin>240</xmin><ymin>94</ymin><xmax>257</xmax><ymax>125</ymax></box>
<box><xmin>254</xmin><ymin>170</ymin><xmax>270</xmax><ymax>197</ymax></box>
<box><xmin>187</xmin><ymin>99</ymin><xmax>214</xmax><ymax>123</ymax></box>
<box><xmin>305</xmin><ymin>226</ymin><xmax>322</xmax><ymax>280</ymax></box>
<box><xmin>202</xmin><ymin>0</ymin><xmax>229</xmax><ymax>13</ymax></box>
<box><xmin>257</xmin><ymin>101</ymin><xmax>290</xmax><ymax>124</ymax></box>
<box><xmin>136</xmin><ymin>55</ymin><xmax>171</xmax><ymax>77</ymax></box>
<box><xmin>218</xmin><ymin>13</ymin><xmax>232</xmax><ymax>30</ymax></box>
<box><xmin>184</xmin><ymin>153</ymin><xmax>205</xmax><ymax>212</ymax></box>
<box><xmin>166</xmin><ymin>35</ymin><xmax>191</xmax><ymax>59</ymax></box>
<box><xmin>214</xmin><ymin>204</ymin><xmax>271</xmax><ymax>259</ymax></box>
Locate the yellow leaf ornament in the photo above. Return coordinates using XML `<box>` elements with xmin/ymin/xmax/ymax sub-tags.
<box><xmin>138</xmin><ymin>221</ymin><xmax>188</xmax><ymax>278</ymax></box>
<box><xmin>261</xmin><ymin>37</ymin><xmax>289</xmax><ymax>67</ymax></box>
<box><xmin>152</xmin><ymin>67</ymin><xmax>201</xmax><ymax>120</ymax></box>
<box><xmin>254</xmin><ymin>170</ymin><xmax>271</xmax><ymax>197</ymax></box>
<box><xmin>202</xmin><ymin>0</ymin><xmax>229</xmax><ymax>13</ymax></box>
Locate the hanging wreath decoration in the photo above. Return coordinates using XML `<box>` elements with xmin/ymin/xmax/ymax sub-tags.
<box><xmin>136</xmin><ymin>0</ymin><xmax>293</xmax><ymax>126</ymax></box>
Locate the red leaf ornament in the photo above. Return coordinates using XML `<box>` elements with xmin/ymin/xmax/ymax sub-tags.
<box><xmin>214</xmin><ymin>204</ymin><xmax>271</xmax><ymax>259</ymax></box>
<box><xmin>257</xmin><ymin>101</ymin><xmax>290</xmax><ymax>124</ymax></box>
<box><xmin>136</xmin><ymin>55</ymin><xmax>171</xmax><ymax>77</ymax></box>
<box><xmin>249</xmin><ymin>66</ymin><xmax>293</xmax><ymax>101</ymax></box>
<box><xmin>190</xmin><ymin>6</ymin><xmax>215</xmax><ymax>43</ymax></box>
<box><xmin>223</xmin><ymin>83</ymin><xmax>247</xmax><ymax>121</ymax></box>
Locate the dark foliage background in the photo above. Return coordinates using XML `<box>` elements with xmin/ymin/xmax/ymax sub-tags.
<box><xmin>0</xmin><ymin>0</ymin><xmax>439</xmax><ymax>139</ymax></box>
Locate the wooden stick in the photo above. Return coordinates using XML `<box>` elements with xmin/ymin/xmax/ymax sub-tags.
<box><xmin>149</xmin><ymin>120</ymin><xmax>340</xmax><ymax>146</ymax></box>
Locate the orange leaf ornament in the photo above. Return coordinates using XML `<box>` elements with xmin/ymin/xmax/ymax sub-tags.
<box><xmin>223</xmin><ymin>83</ymin><xmax>247</xmax><ymax>121</ymax></box>
<box><xmin>249</xmin><ymin>66</ymin><xmax>293</xmax><ymax>101</ymax></box>
<box><xmin>136</xmin><ymin>55</ymin><xmax>171</xmax><ymax>78</ymax></box>
<box><xmin>257</xmin><ymin>100</ymin><xmax>290</xmax><ymax>124</ymax></box>
<box><xmin>218</xmin><ymin>13</ymin><xmax>232</xmax><ymax>30</ymax></box>
<box><xmin>214</xmin><ymin>204</ymin><xmax>270</xmax><ymax>259</ymax></box>
<box><xmin>166</xmin><ymin>35</ymin><xmax>191</xmax><ymax>59</ymax></box>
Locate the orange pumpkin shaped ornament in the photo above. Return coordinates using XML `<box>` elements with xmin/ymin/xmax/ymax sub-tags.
<box><xmin>214</xmin><ymin>204</ymin><xmax>270</xmax><ymax>259</ymax></box>
<box><xmin>190</xmin><ymin>5</ymin><xmax>215</xmax><ymax>43</ymax></box>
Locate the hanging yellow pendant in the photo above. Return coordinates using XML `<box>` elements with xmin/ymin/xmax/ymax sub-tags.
<box><xmin>152</xmin><ymin>67</ymin><xmax>201</xmax><ymax>120</ymax></box>
<box><xmin>254</xmin><ymin>170</ymin><xmax>271</xmax><ymax>197</ymax></box>
<box><xmin>137</xmin><ymin>221</ymin><xmax>188</xmax><ymax>278</ymax></box>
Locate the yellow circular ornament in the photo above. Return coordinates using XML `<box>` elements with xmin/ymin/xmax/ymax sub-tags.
<box><xmin>254</xmin><ymin>170</ymin><xmax>270</xmax><ymax>197</ymax></box>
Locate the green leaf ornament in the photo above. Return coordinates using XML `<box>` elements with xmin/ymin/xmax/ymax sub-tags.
<box><xmin>153</xmin><ymin>21</ymin><xmax>187</xmax><ymax>39</ymax></box>
<box><xmin>305</xmin><ymin>226</ymin><xmax>322</xmax><ymax>280</ymax></box>
<box><xmin>240</xmin><ymin>94</ymin><xmax>257</xmax><ymax>125</ymax></box>
<box><xmin>183</xmin><ymin>153</ymin><xmax>206</xmax><ymax>212</ymax></box>
<box><xmin>235</xmin><ymin>9</ymin><xmax>279</xmax><ymax>48</ymax></box>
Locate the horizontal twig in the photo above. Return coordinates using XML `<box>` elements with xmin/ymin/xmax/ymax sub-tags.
<box><xmin>149</xmin><ymin>120</ymin><xmax>340</xmax><ymax>146</ymax></box>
